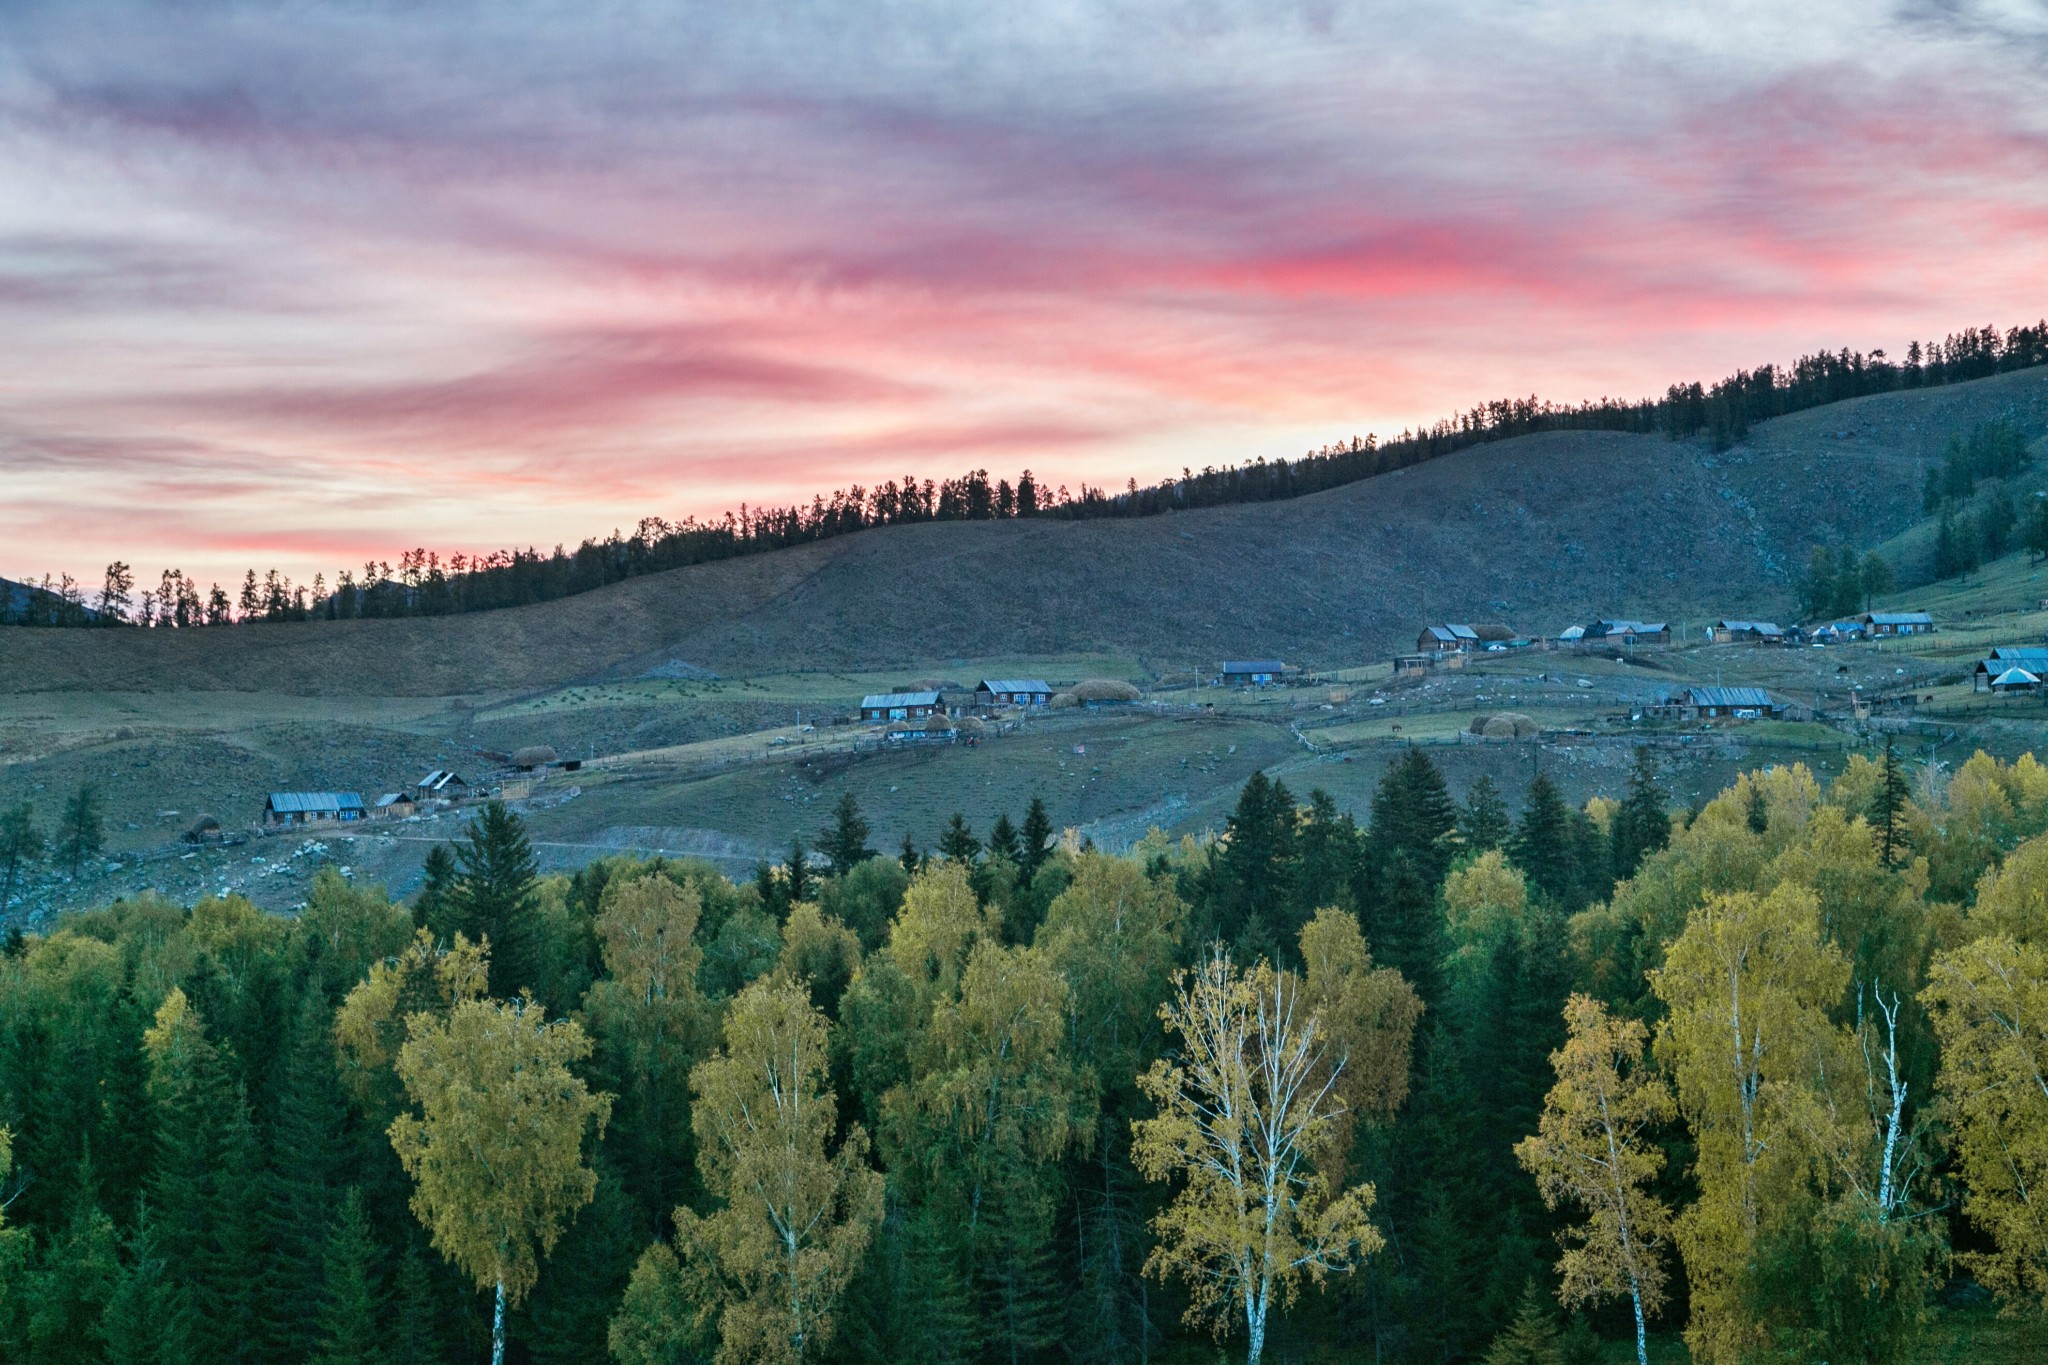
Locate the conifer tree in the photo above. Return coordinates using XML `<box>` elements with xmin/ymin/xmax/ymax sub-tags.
<box><xmin>1213</xmin><ymin>771</ymin><xmax>1298</xmax><ymax>958</ymax></box>
<box><xmin>1871</xmin><ymin>737</ymin><xmax>1909</xmax><ymax>869</ymax></box>
<box><xmin>898</xmin><ymin>833</ymin><xmax>921</xmax><ymax>874</ymax></box>
<box><xmin>264</xmin><ymin>988</ymin><xmax>354</xmax><ymax>1357</ymax></box>
<box><xmin>389</xmin><ymin>1247</ymin><xmax>448</xmax><ymax>1365</ymax></box>
<box><xmin>414</xmin><ymin>844</ymin><xmax>459</xmax><ymax>940</ymax></box>
<box><xmin>1018</xmin><ymin>797</ymin><xmax>1054</xmax><ymax>882</ymax></box>
<box><xmin>0</xmin><ymin>801</ymin><xmax>41</xmax><ymax>919</ymax></box>
<box><xmin>102</xmin><ymin>1203</ymin><xmax>191</xmax><ymax>1365</ymax></box>
<box><xmin>819</xmin><ymin>792</ymin><xmax>874</xmax><ymax>877</ymax></box>
<box><xmin>784</xmin><ymin>833</ymin><xmax>812</xmax><ymax>909</ymax></box>
<box><xmin>1461</xmin><ymin>776</ymin><xmax>1513</xmax><ymax>852</ymax></box>
<box><xmin>58</xmin><ymin>782</ymin><xmax>103</xmax><ymax>875</ymax></box>
<box><xmin>24</xmin><ymin>1189</ymin><xmax>120</xmax><ymax>1365</ymax></box>
<box><xmin>450</xmin><ymin>802</ymin><xmax>541</xmax><ymax>996</ymax></box>
<box><xmin>312</xmin><ymin>1188</ymin><xmax>386</xmax><ymax>1365</ymax></box>
<box><xmin>1609</xmin><ymin>749</ymin><xmax>1670</xmax><ymax>882</ymax></box>
<box><xmin>1510</xmin><ymin>774</ymin><xmax>1579</xmax><ymax>910</ymax></box>
<box><xmin>938</xmin><ymin>813</ymin><xmax>980</xmax><ymax>863</ymax></box>
<box><xmin>987</xmin><ymin>812</ymin><xmax>1021</xmax><ymax>865</ymax></box>
<box><xmin>1481</xmin><ymin>1281</ymin><xmax>1565</xmax><ymax>1365</ymax></box>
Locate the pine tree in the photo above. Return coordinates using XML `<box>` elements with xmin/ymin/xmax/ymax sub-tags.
<box><xmin>1482</xmin><ymin>1281</ymin><xmax>1565</xmax><ymax>1365</ymax></box>
<box><xmin>25</xmin><ymin>1191</ymin><xmax>121</xmax><ymax>1365</ymax></box>
<box><xmin>785</xmin><ymin>832</ymin><xmax>812</xmax><ymax>908</ymax></box>
<box><xmin>450</xmin><ymin>801</ymin><xmax>541</xmax><ymax>996</ymax></box>
<box><xmin>1462</xmin><ymin>776</ymin><xmax>1513</xmax><ymax>852</ymax></box>
<box><xmin>1213</xmin><ymin>771</ymin><xmax>1298</xmax><ymax>959</ymax></box>
<box><xmin>898</xmin><ymin>833</ymin><xmax>921</xmax><ymax>874</ymax></box>
<box><xmin>1510</xmin><ymin>774</ymin><xmax>1579</xmax><ymax>910</ymax></box>
<box><xmin>0</xmin><ymin>801</ymin><xmax>42</xmax><ymax>919</ymax></box>
<box><xmin>58</xmin><ymin>783</ymin><xmax>104</xmax><ymax>875</ymax></box>
<box><xmin>413</xmin><ymin>844</ymin><xmax>459</xmax><ymax>941</ymax></box>
<box><xmin>939</xmin><ymin>813</ymin><xmax>980</xmax><ymax>863</ymax></box>
<box><xmin>1609</xmin><ymin>749</ymin><xmax>1669</xmax><ymax>881</ymax></box>
<box><xmin>312</xmin><ymin>1188</ymin><xmax>386</xmax><ymax>1365</ymax></box>
<box><xmin>1018</xmin><ymin>797</ymin><xmax>1054</xmax><ymax>882</ymax></box>
<box><xmin>262</xmin><ymin>988</ymin><xmax>354</xmax><ymax>1359</ymax></box>
<box><xmin>389</xmin><ymin>1246</ymin><xmax>448</xmax><ymax>1365</ymax></box>
<box><xmin>1745</xmin><ymin>781</ymin><xmax>1770</xmax><ymax>836</ymax></box>
<box><xmin>819</xmin><ymin>792</ymin><xmax>874</xmax><ymax>877</ymax></box>
<box><xmin>102</xmin><ymin>1203</ymin><xmax>194</xmax><ymax>1365</ymax></box>
<box><xmin>986</xmin><ymin>813</ymin><xmax>1022</xmax><ymax>866</ymax></box>
<box><xmin>1871</xmin><ymin>737</ymin><xmax>1910</xmax><ymax>869</ymax></box>
<box><xmin>1372</xmin><ymin>748</ymin><xmax>1459</xmax><ymax>886</ymax></box>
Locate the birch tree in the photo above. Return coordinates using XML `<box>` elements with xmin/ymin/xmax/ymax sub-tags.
<box><xmin>1924</xmin><ymin>932</ymin><xmax>2048</xmax><ymax>1307</ymax></box>
<box><xmin>1650</xmin><ymin>883</ymin><xmax>1851</xmax><ymax>1364</ymax></box>
<box><xmin>1514</xmin><ymin>994</ymin><xmax>1673</xmax><ymax>1365</ymax></box>
<box><xmin>668</xmin><ymin>977</ymin><xmax>882</xmax><ymax>1364</ymax></box>
<box><xmin>390</xmin><ymin>994</ymin><xmax>611</xmax><ymax>1365</ymax></box>
<box><xmin>1132</xmin><ymin>949</ymin><xmax>1382</xmax><ymax>1364</ymax></box>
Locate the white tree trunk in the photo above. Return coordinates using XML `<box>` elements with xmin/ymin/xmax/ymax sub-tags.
<box><xmin>1632</xmin><ymin>1284</ymin><xmax>1648</xmax><ymax>1365</ymax></box>
<box><xmin>492</xmin><ymin>1278</ymin><xmax>506</xmax><ymax>1365</ymax></box>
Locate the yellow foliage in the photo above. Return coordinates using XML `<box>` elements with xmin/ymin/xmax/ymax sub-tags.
<box><xmin>1971</xmin><ymin>832</ymin><xmax>2048</xmax><ymax>943</ymax></box>
<box><xmin>1297</xmin><ymin>907</ymin><xmax>1422</xmax><ymax>1170</ymax></box>
<box><xmin>1442</xmin><ymin>850</ymin><xmax>1529</xmax><ymax>972</ymax></box>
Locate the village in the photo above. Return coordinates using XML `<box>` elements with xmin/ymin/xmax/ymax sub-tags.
<box><xmin>231</xmin><ymin>599</ymin><xmax>2046</xmax><ymax>851</ymax></box>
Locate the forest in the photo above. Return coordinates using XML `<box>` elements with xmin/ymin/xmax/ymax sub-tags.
<box><xmin>5</xmin><ymin>746</ymin><xmax>2048</xmax><ymax>1363</ymax></box>
<box><xmin>8</xmin><ymin>321</ymin><xmax>2045</xmax><ymax>628</ymax></box>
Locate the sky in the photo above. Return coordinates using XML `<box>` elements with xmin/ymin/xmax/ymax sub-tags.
<box><xmin>4</xmin><ymin>0</ymin><xmax>2048</xmax><ymax>592</ymax></box>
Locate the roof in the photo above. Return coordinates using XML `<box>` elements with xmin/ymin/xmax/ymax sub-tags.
<box><xmin>1595</xmin><ymin>619</ymin><xmax>1669</xmax><ymax>634</ymax></box>
<box><xmin>418</xmin><ymin>769</ymin><xmax>467</xmax><ymax>790</ymax></box>
<box><xmin>1686</xmin><ymin>686</ymin><xmax>1774</xmax><ymax>709</ymax></box>
<box><xmin>978</xmin><ymin>679</ymin><xmax>1052</xmax><ymax>695</ymax></box>
<box><xmin>267</xmin><ymin>792</ymin><xmax>365</xmax><ymax>814</ymax></box>
<box><xmin>861</xmin><ymin>691</ymin><xmax>942</xmax><ymax>709</ymax></box>
<box><xmin>1221</xmin><ymin>659</ymin><xmax>1287</xmax><ymax>673</ymax></box>
<box><xmin>374</xmin><ymin>792</ymin><xmax>414</xmax><ymax>808</ymax></box>
<box><xmin>1558</xmin><ymin>625</ymin><xmax>1586</xmax><ymax>640</ymax></box>
<box><xmin>1866</xmin><ymin>611</ymin><xmax>1933</xmax><ymax>625</ymax></box>
<box><xmin>1991</xmin><ymin>667</ymin><xmax>2041</xmax><ymax>687</ymax></box>
<box><xmin>1989</xmin><ymin>647</ymin><xmax>2048</xmax><ymax>661</ymax></box>
<box><xmin>1716</xmin><ymin>619</ymin><xmax>1783</xmax><ymax>634</ymax></box>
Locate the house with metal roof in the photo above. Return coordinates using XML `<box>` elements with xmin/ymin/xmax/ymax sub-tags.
<box><xmin>1221</xmin><ymin>660</ymin><xmax>1288</xmax><ymax>686</ymax></box>
<box><xmin>976</xmin><ymin>679</ymin><xmax>1053</xmax><ymax>707</ymax></box>
<box><xmin>416</xmin><ymin>770</ymin><xmax>470</xmax><ymax>801</ymax></box>
<box><xmin>264</xmin><ymin>791</ymin><xmax>367</xmax><ymax>827</ymax></box>
<box><xmin>1862</xmin><ymin>611</ymin><xmax>1934</xmax><ymax>636</ymax></box>
<box><xmin>1975</xmin><ymin>647</ymin><xmax>2048</xmax><ymax>689</ymax></box>
<box><xmin>1417</xmin><ymin>624</ymin><xmax>1480</xmax><ymax>652</ymax></box>
<box><xmin>1587</xmin><ymin>619</ymin><xmax>1672</xmax><ymax>647</ymax></box>
<box><xmin>374</xmin><ymin>792</ymin><xmax>418</xmax><ymax>819</ymax></box>
<box><xmin>1684</xmin><ymin>686</ymin><xmax>1780</xmax><ymax>719</ymax></box>
<box><xmin>1712</xmin><ymin>619</ymin><xmax>1785</xmax><ymax>644</ymax></box>
<box><xmin>860</xmin><ymin>690</ymin><xmax>942</xmax><ymax>722</ymax></box>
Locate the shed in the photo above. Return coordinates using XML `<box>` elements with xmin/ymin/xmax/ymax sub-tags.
<box><xmin>1990</xmin><ymin>666</ymin><xmax>2041</xmax><ymax>694</ymax></box>
<box><xmin>1393</xmin><ymin>653</ymin><xmax>1434</xmax><ymax>676</ymax></box>
<box><xmin>1685</xmin><ymin>686</ymin><xmax>1780</xmax><ymax>720</ymax></box>
<box><xmin>374</xmin><ymin>792</ymin><xmax>418</xmax><ymax>819</ymax></box>
<box><xmin>977</xmin><ymin>679</ymin><xmax>1054</xmax><ymax>707</ymax></box>
<box><xmin>264</xmin><ymin>792</ymin><xmax>366</xmax><ymax>827</ymax></box>
<box><xmin>417</xmin><ymin>770</ymin><xmax>470</xmax><ymax>801</ymax></box>
<box><xmin>1221</xmin><ymin>659</ymin><xmax>1287</xmax><ymax>686</ymax></box>
<box><xmin>861</xmin><ymin>690</ymin><xmax>942</xmax><ymax>723</ymax></box>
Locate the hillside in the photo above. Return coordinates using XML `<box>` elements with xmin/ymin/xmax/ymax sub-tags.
<box><xmin>6</xmin><ymin>366</ymin><xmax>2048</xmax><ymax>698</ymax></box>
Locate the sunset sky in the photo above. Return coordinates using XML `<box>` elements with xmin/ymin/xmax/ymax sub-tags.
<box><xmin>5</xmin><ymin>1</ymin><xmax>2047</xmax><ymax>591</ymax></box>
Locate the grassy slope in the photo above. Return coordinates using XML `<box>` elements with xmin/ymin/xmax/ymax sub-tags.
<box><xmin>8</xmin><ymin>367</ymin><xmax>2048</xmax><ymax>698</ymax></box>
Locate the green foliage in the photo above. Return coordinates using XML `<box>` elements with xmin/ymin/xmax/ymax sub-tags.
<box><xmin>0</xmin><ymin>801</ymin><xmax>43</xmax><ymax>918</ymax></box>
<box><xmin>450</xmin><ymin>801</ymin><xmax>542</xmax><ymax>996</ymax></box>
<box><xmin>58</xmin><ymin>783</ymin><xmax>104</xmax><ymax>875</ymax></box>
<box><xmin>312</xmin><ymin>1188</ymin><xmax>387</xmax><ymax>1365</ymax></box>
<box><xmin>817</xmin><ymin>791</ymin><xmax>875</xmax><ymax>878</ymax></box>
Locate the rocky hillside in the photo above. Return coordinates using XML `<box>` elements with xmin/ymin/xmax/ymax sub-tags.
<box><xmin>6</xmin><ymin>366</ymin><xmax>2046</xmax><ymax>697</ymax></box>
